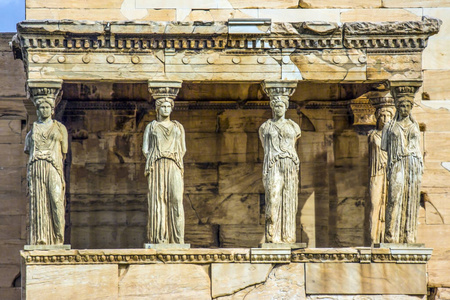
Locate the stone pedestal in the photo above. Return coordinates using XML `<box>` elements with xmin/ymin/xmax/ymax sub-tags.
<box><xmin>24</xmin><ymin>245</ymin><xmax>71</xmax><ymax>251</ymax></box>
<box><xmin>144</xmin><ymin>243</ymin><xmax>191</xmax><ymax>250</ymax></box>
<box><xmin>21</xmin><ymin>247</ymin><xmax>432</xmax><ymax>300</ymax></box>
<box><xmin>375</xmin><ymin>243</ymin><xmax>425</xmax><ymax>248</ymax></box>
<box><xmin>259</xmin><ymin>243</ymin><xmax>307</xmax><ymax>249</ymax></box>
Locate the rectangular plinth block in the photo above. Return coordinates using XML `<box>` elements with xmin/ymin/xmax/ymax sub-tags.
<box><xmin>260</xmin><ymin>243</ymin><xmax>307</xmax><ymax>249</ymax></box>
<box><xmin>24</xmin><ymin>244</ymin><xmax>71</xmax><ymax>250</ymax></box>
<box><xmin>23</xmin><ymin>264</ymin><xmax>118</xmax><ymax>299</ymax></box>
<box><xmin>144</xmin><ymin>243</ymin><xmax>191</xmax><ymax>250</ymax></box>
<box><xmin>306</xmin><ymin>263</ymin><xmax>427</xmax><ymax>295</ymax></box>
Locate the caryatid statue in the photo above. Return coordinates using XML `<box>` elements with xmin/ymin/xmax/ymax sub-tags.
<box><xmin>368</xmin><ymin>94</ymin><xmax>395</xmax><ymax>244</ymax></box>
<box><xmin>24</xmin><ymin>80</ymin><xmax>68</xmax><ymax>246</ymax></box>
<box><xmin>381</xmin><ymin>81</ymin><xmax>423</xmax><ymax>244</ymax></box>
<box><xmin>143</xmin><ymin>80</ymin><xmax>186</xmax><ymax>245</ymax></box>
<box><xmin>259</xmin><ymin>81</ymin><xmax>301</xmax><ymax>244</ymax></box>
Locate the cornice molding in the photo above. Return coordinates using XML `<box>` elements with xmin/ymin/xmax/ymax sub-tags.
<box><xmin>12</xmin><ymin>17</ymin><xmax>441</xmax><ymax>54</ymax></box>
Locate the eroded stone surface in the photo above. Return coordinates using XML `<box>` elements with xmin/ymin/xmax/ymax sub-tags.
<box><xmin>306</xmin><ymin>263</ymin><xmax>427</xmax><ymax>294</ymax></box>
<box><xmin>25</xmin><ymin>264</ymin><xmax>118</xmax><ymax>299</ymax></box>
<box><xmin>211</xmin><ymin>263</ymin><xmax>273</xmax><ymax>298</ymax></box>
<box><xmin>216</xmin><ymin>263</ymin><xmax>306</xmax><ymax>300</ymax></box>
<box><xmin>118</xmin><ymin>264</ymin><xmax>211</xmax><ymax>299</ymax></box>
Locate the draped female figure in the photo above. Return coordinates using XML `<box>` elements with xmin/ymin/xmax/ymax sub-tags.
<box><xmin>368</xmin><ymin>106</ymin><xmax>394</xmax><ymax>244</ymax></box>
<box><xmin>143</xmin><ymin>98</ymin><xmax>186</xmax><ymax>244</ymax></box>
<box><xmin>381</xmin><ymin>99</ymin><xmax>423</xmax><ymax>243</ymax></box>
<box><xmin>259</xmin><ymin>97</ymin><xmax>301</xmax><ymax>243</ymax></box>
<box><xmin>24</xmin><ymin>98</ymin><xmax>68</xmax><ymax>245</ymax></box>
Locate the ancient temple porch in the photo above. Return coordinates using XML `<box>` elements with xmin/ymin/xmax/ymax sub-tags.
<box><xmin>13</xmin><ymin>16</ymin><xmax>441</xmax><ymax>300</ymax></box>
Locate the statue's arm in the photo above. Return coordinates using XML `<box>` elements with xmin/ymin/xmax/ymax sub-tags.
<box><xmin>61</xmin><ymin>124</ymin><xmax>68</xmax><ymax>161</ymax></box>
<box><xmin>293</xmin><ymin>120</ymin><xmax>301</xmax><ymax>140</ymax></box>
<box><xmin>142</xmin><ymin>123</ymin><xmax>151</xmax><ymax>158</ymax></box>
<box><xmin>380</xmin><ymin>123</ymin><xmax>389</xmax><ymax>152</ymax></box>
<box><xmin>24</xmin><ymin>130</ymin><xmax>32</xmax><ymax>155</ymax></box>
<box><xmin>179</xmin><ymin>123</ymin><xmax>186</xmax><ymax>157</ymax></box>
<box><xmin>258</xmin><ymin>123</ymin><xmax>265</xmax><ymax>149</ymax></box>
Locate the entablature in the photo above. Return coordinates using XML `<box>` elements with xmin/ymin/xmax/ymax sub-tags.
<box><xmin>12</xmin><ymin>17</ymin><xmax>441</xmax><ymax>83</ymax></box>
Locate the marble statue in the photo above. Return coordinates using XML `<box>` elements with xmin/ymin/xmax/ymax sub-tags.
<box><xmin>259</xmin><ymin>96</ymin><xmax>301</xmax><ymax>244</ymax></box>
<box><xmin>143</xmin><ymin>98</ymin><xmax>186</xmax><ymax>244</ymax></box>
<box><xmin>381</xmin><ymin>97</ymin><xmax>423</xmax><ymax>243</ymax></box>
<box><xmin>24</xmin><ymin>95</ymin><xmax>68</xmax><ymax>245</ymax></box>
<box><xmin>368</xmin><ymin>104</ymin><xmax>394</xmax><ymax>244</ymax></box>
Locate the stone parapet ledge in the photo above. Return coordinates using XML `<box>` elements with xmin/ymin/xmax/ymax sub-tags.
<box><xmin>21</xmin><ymin>247</ymin><xmax>432</xmax><ymax>299</ymax></box>
<box><xmin>20</xmin><ymin>247</ymin><xmax>432</xmax><ymax>265</ymax></box>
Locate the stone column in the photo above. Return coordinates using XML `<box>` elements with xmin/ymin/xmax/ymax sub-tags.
<box><xmin>144</xmin><ymin>79</ymin><xmax>189</xmax><ymax>249</ymax></box>
<box><xmin>367</xmin><ymin>89</ymin><xmax>395</xmax><ymax>245</ymax></box>
<box><xmin>382</xmin><ymin>80</ymin><xmax>424</xmax><ymax>244</ymax></box>
<box><xmin>24</xmin><ymin>79</ymin><xmax>71</xmax><ymax>250</ymax></box>
<box><xmin>259</xmin><ymin>80</ymin><xmax>305</xmax><ymax>249</ymax></box>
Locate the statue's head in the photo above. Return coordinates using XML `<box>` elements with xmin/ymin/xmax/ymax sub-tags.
<box><xmin>375</xmin><ymin>106</ymin><xmax>395</xmax><ymax>129</ymax></box>
<box><xmin>155</xmin><ymin>97</ymin><xmax>174</xmax><ymax>119</ymax></box>
<box><xmin>35</xmin><ymin>97</ymin><xmax>55</xmax><ymax>121</ymax></box>
<box><xmin>395</xmin><ymin>97</ymin><xmax>414</xmax><ymax>119</ymax></box>
<box><xmin>270</xmin><ymin>96</ymin><xmax>289</xmax><ymax>118</ymax></box>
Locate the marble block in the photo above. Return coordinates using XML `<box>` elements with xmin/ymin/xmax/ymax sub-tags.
<box><xmin>118</xmin><ymin>264</ymin><xmax>210</xmax><ymax>299</ymax></box>
<box><xmin>23</xmin><ymin>264</ymin><xmax>118</xmax><ymax>300</ymax></box>
<box><xmin>306</xmin><ymin>263</ymin><xmax>427</xmax><ymax>294</ymax></box>
<box><xmin>211</xmin><ymin>263</ymin><xmax>273</xmax><ymax>298</ymax></box>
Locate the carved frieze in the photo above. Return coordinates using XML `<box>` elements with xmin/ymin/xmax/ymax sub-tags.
<box><xmin>21</xmin><ymin>248</ymin><xmax>432</xmax><ymax>265</ymax></box>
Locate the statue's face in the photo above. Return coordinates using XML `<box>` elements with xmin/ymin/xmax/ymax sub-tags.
<box><xmin>378</xmin><ymin>108</ymin><xmax>392</xmax><ymax>128</ymax></box>
<box><xmin>397</xmin><ymin>101</ymin><xmax>412</xmax><ymax>118</ymax></box>
<box><xmin>38</xmin><ymin>102</ymin><xmax>53</xmax><ymax>120</ymax></box>
<box><xmin>158</xmin><ymin>101</ymin><xmax>172</xmax><ymax>118</ymax></box>
<box><xmin>272</xmin><ymin>101</ymin><xmax>286</xmax><ymax>118</ymax></box>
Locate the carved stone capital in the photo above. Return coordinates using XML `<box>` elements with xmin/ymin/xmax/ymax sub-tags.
<box><xmin>388</xmin><ymin>80</ymin><xmax>422</xmax><ymax>105</ymax></box>
<box><xmin>261</xmin><ymin>80</ymin><xmax>298</xmax><ymax>101</ymax></box>
<box><xmin>148</xmin><ymin>80</ymin><xmax>182</xmax><ymax>101</ymax></box>
<box><xmin>349</xmin><ymin>96</ymin><xmax>376</xmax><ymax>126</ymax></box>
<box><xmin>368</xmin><ymin>90</ymin><xmax>395</xmax><ymax>109</ymax></box>
<box><xmin>27</xmin><ymin>79</ymin><xmax>63</xmax><ymax>107</ymax></box>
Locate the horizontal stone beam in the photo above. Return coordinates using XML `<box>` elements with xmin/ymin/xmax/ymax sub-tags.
<box><xmin>11</xmin><ymin>18</ymin><xmax>440</xmax><ymax>83</ymax></box>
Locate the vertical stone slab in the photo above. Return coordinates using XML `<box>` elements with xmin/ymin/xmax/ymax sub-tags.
<box><xmin>24</xmin><ymin>264</ymin><xmax>118</xmax><ymax>299</ymax></box>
